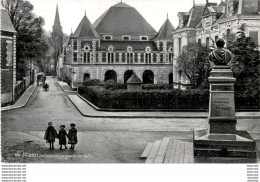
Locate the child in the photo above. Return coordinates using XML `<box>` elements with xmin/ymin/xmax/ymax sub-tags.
<box><xmin>57</xmin><ymin>125</ymin><xmax>68</xmax><ymax>150</ymax></box>
<box><xmin>44</xmin><ymin>122</ymin><xmax>57</xmax><ymax>150</ymax></box>
<box><xmin>68</xmin><ymin>123</ymin><xmax>77</xmax><ymax>150</ymax></box>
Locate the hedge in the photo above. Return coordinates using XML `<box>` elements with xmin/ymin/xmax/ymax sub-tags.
<box><xmin>104</xmin><ymin>80</ymin><xmax>126</xmax><ymax>90</ymax></box>
<box><xmin>78</xmin><ymin>86</ymin><xmax>259</xmax><ymax>110</ymax></box>
<box><xmin>83</xmin><ymin>79</ymin><xmax>101</xmax><ymax>86</ymax></box>
<box><xmin>78</xmin><ymin>86</ymin><xmax>209</xmax><ymax>110</ymax></box>
<box><xmin>142</xmin><ymin>84</ymin><xmax>173</xmax><ymax>90</ymax></box>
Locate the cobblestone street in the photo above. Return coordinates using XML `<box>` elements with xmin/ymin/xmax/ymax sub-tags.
<box><xmin>2</xmin><ymin>77</ymin><xmax>260</xmax><ymax>163</ymax></box>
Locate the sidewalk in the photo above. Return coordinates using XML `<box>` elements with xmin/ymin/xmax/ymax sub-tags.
<box><xmin>68</xmin><ymin>94</ymin><xmax>260</xmax><ymax>119</ymax></box>
<box><xmin>1</xmin><ymin>84</ymin><xmax>36</xmax><ymax>111</ymax></box>
<box><xmin>57</xmin><ymin>81</ymin><xmax>77</xmax><ymax>93</ymax></box>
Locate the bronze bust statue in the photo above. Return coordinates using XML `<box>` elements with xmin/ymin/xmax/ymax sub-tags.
<box><xmin>209</xmin><ymin>38</ymin><xmax>232</xmax><ymax>66</ymax></box>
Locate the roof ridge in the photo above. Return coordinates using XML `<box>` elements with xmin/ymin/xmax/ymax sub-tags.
<box><xmin>93</xmin><ymin>2</ymin><xmax>157</xmax><ymax>37</ymax></box>
<box><xmin>112</xmin><ymin>2</ymin><xmax>132</xmax><ymax>8</ymax></box>
<box><xmin>126</xmin><ymin>73</ymin><xmax>142</xmax><ymax>84</ymax></box>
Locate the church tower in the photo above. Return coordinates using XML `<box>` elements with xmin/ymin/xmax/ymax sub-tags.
<box><xmin>52</xmin><ymin>4</ymin><xmax>63</xmax><ymax>75</ymax></box>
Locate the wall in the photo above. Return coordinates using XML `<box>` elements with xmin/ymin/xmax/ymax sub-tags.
<box><xmin>1</xmin><ymin>31</ymin><xmax>16</xmax><ymax>105</ymax></box>
<box><xmin>68</xmin><ymin>64</ymin><xmax>173</xmax><ymax>88</ymax></box>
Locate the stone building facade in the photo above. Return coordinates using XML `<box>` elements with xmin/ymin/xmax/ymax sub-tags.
<box><xmin>1</xmin><ymin>8</ymin><xmax>16</xmax><ymax>105</ymax></box>
<box><xmin>59</xmin><ymin>2</ymin><xmax>174</xmax><ymax>88</ymax></box>
<box><xmin>173</xmin><ymin>0</ymin><xmax>260</xmax><ymax>89</ymax></box>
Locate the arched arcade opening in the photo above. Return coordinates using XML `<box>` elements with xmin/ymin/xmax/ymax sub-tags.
<box><xmin>142</xmin><ymin>70</ymin><xmax>154</xmax><ymax>84</ymax></box>
<box><xmin>124</xmin><ymin>70</ymin><xmax>134</xmax><ymax>83</ymax></box>
<box><xmin>83</xmin><ymin>73</ymin><xmax>90</xmax><ymax>82</ymax></box>
<box><xmin>169</xmin><ymin>73</ymin><xmax>173</xmax><ymax>84</ymax></box>
<box><xmin>104</xmin><ymin>70</ymin><xmax>117</xmax><ymax>82</ymax></box>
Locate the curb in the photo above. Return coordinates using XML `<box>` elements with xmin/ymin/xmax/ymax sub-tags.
<box><xmin>236</xmin><ymin>115</ymin><xmax>260</xmax><ymax>119</ymax></box>
<box><xmin>57</xmin><ymin>81</ymin><xmax>77</xmax><ymax>93</ymax></box>
<box><xmin>76</xmin><ymin>94</ymin><xmax>208</xmax><ymax>112</ymax></box>
<box><xmin>1</xmin><ymin>84</ymin><xmax>37</xmax><ymax>111</ymax></box>
<box><xmin>70</xmin><ymin>95</ymin><xmax>260</xmax><ymax>119</ymax></box>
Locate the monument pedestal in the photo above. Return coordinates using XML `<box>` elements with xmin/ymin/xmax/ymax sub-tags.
<box><xmin>193</xmin><ymin>66</ymin><xmax>256</xmax><ymax>159</ymax></box>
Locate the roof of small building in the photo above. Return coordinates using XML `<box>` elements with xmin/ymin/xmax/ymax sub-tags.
<box><xmin>63</xmin><ymin>36</ymin><xmax>70</xmax><ymax>46</ymax></box>
<box><xmin>1</xmin><ymin>9</ymin><xmax>16</xmax><ymax>33</ymax></box>
<box><xmin>185</xmin><ymin>5</ymin><xmax>205</xmax><ymax>28</ymax></box>
<box><xmin>99</xmin><ymin>40</ymin><xmax>158</xmax><ymax>51</ymax></box>
<box><xmin>72</xmin><ymin>15</ymin><xmax>100</xmax><ymax>39</ymax></box>
<box><xmin>153</xmin><ymin>18</ymin><xmax>175</xmax><ymax>41</ymax></box>
<box><xmin>126</xmin><ymin>73</ymin><xmax>142</xmax><ymax>84</ymax></box>
<box><xmin>63</xmin><ymin>31</ymin><xmax>74</xmax><ymax>46</ymax></box>
<box><xmin>211</xmin><ymin>6</ymin><xmax>225</xmax><ymax>13</ymax></box>
<box><xmin>196</xmin><ymin>20</ymin><xmax>202</xmax><ymax>28</ymax></box>
<box><xmin>93</xmin><ymin>2</ymin><xmax>157</xmax><ymax>37</ymax></box>
<box><xmin>218</xmin><ymin>1</ymin><xmax>227</xmax><ymax>7</ymax></box>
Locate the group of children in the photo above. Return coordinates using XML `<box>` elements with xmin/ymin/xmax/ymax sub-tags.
<box><xmin>44</xmin><ymin>122</ymin><xmax>78</xmax><ymax>150</ymax></box>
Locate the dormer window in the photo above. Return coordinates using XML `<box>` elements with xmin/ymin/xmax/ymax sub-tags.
<box><xmin>104</xmin><ymin>35</ymin><xmax>113</xmax><ymax>40</ymax></box>
<box><xmin>140</xmin><ymin>36</ymin><xmax>148</xmax><ymax>41</ymax></box>
<box><xmin>122</xmin><ymin>35</ymin><xmax>131</xmax><ymax>40</ymax></box>
<box><xmin>205</xmin><ymin>22</ymin><xmax>211</xmax><ymax>28</ymax></box>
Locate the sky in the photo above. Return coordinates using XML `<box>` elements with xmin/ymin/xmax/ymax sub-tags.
<box><xmin>28</xmin><ymin>0</ymin><xmax>222</xmax><ymax>35</ymax></box>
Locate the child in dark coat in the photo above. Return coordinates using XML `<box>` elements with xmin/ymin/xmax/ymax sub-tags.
<box><xmin>57</xmin><ymin>125</ymin><xmax>68</xmax><ymax>150</ymax></box>
<box><xmin>68</xmin><ymin>123</ymin><xmax>78</xmax><ymax>150</ymax></box>
<box><xmin>44</xmin><ymin>122</ymin><xmax>57</xmax><ymax>150</ymax></box>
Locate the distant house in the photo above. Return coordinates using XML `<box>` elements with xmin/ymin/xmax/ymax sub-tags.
<box><xmin>173</xmin><ymin>0</ymin><xmax>260</xmax><ymax>89</ymax></box>
<box><xmin>1</xmin><ymin>8</ymin><xmax>17</xmax><ymax>105</ymax></box>
<box><xmin>57</xmin><ymin>2</ymin><xmax>175</xmax><ymax>89</ymax></box>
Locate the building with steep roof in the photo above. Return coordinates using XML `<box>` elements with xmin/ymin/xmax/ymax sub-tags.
<box><xmin>172</xmin><ymin>0</ymin><xmax>260</xmax><ymax>90</ymax></box>
<box><xmin>59</xmin><ymin>2</ymin><xmax>175</xmax><ymax>88</ymax></box>
<box><xmin>1</xmin><ymin>8</ymin><xmax>17</xmax><ymax>105</ymax></box>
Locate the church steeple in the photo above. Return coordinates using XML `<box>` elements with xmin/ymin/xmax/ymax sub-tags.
<box><xmin>52</xmin><ymin>3</ymin><xmax>63</xmax><ymax>74</ymax></box>
<box><xmin>54</xmin><ymin>4</ymin><xmax>61</xmax><ymax>27</ymax></box>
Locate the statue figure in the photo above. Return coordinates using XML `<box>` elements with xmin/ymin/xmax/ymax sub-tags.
<box><xmin>209</xmin><ymin>38</ymin><xmax>232</xmax><ymax>66</ymax></box>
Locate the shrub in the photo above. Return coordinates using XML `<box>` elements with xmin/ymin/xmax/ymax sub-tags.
<box><xmin>78</xmin><ymin>86</ymin><xmax>209</xmax><ymax>110</ymax></box>
<box><xmin>78</xmin><ymin>85</ymin><xmax>258</xmax><ymax>110</ymax></box>
<box><xmin>142</xmin><ymin>84</ymin><xmax>173</xmax><ymax>90</ymax></box>
<box><xmin>83</xmin><ymin>79</ymin><xmax>101</xmax><ymax>86</ymax></box>
<box><xmin>105</xmin><ymin>80</ymin><xmax>126</xmax><ymax>90</ymax></box>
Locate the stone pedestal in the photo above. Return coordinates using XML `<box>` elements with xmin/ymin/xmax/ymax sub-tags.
<box><xmin>193</xmin><ymin>66</ymin><xmax>256</xmax><ymax>159</ymax></box>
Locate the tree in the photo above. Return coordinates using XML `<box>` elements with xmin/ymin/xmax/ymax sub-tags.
<box><xmin>227</xmin><ymin>24</ymin><xmax>260</xmax><ymax>97</ymax></box>
<box><xmin>2</xmin><ymin>0</ymin><xmax>48</xmax><ymax>79</ymax></box>
<box><xmin>177</xmin><ymin>43</ymin><xmax>209</xmax><ymax>89</ymax></box>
